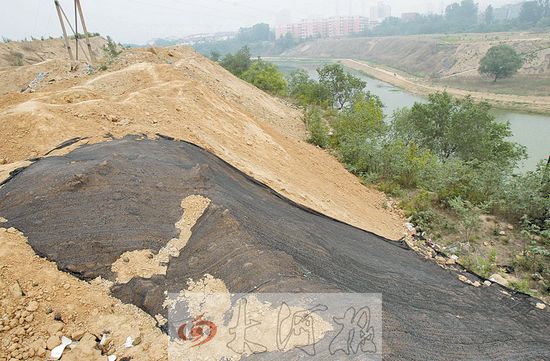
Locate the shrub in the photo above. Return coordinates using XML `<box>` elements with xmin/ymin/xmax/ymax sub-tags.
<box><xmin>241</xmin><ymin>60</ymin><xmax>288</xmax><ymax>96</ymax></box>
<box><xmin>287</xmin><ymin>69</ymin><xmax>329</xmax><ymax>107</ymax></box>
<box><xmin>7</xmin><ymin>51</ymin><xmax>24</xmax><ymax>66</ymax></box>
<box><xmin>103</xmin><ymin>36</ymin><xmax>121</xmax><ymax>59</ymax></box>
<box><xmin>220</xmin><ymin>46</ymin><xmax>251</xmax><ymax>77</ymax></box>
<box><xmin>448</xmin><ymin>196</ymin><xmax>486</xmax><ymax>243</ymax></box>
<box><xmin>304</xmin><ymin>107</ymin><xmax>329</xmax><ymax>148</ymax></box>
<box><xmin>495</xmin><ymin>160</ymin><xmax>550</xmax><ymax>221</ymax></box>
<box><xmin>393</xmin><ymin>92</ymin><xmax>525</xmax><ymax>166</ymax></box>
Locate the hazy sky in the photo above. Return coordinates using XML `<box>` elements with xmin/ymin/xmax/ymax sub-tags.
<box><xmin>1</xmin><ymin>0</ymin><xmax>517</xmax><ymax>44</ymax></box>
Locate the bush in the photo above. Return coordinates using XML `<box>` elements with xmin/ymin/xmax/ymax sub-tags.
<box><xmin>7</xmin><ymin>51</ymin><xmax>24</xmax><ymax>66</ymax></box>
<box><xmin>331</xmin><ymin>95</ymin><xmax>386</xmax><ymax>174</ymax></box>
<box><xmin>103</xmin><ymin>36</ymin><xmax>121</xmax><ymax>59</ymax></box>
<box><xmin>495</xmin><ymin>160</ymin><xmax>550</xmax><ymax>221</ymax></box>
<box><xmin>220</xmin><ymin>46</ymin><xmax>251</xmax><ymax>77</ymax></box>
<box><xmin>304</xmin><ymin>107</ymin><xmax>329</xmax><ymax>148</ymax></box>
<box><xmin>393</xmin><ymin>92</ymin><xmax>526</xmax><ymax>165</ymax></box>
<box><xmin>241</xmin><ymin>60</ymin><xmax>288</xmax><ymax>96</ymax></box>
<box><xmin>448</xmin><ymin>196</ymin><xmax>486</xmax><ymax>243</ymax></box>
<box><xmin>287</xmin><ymin>69</ymin><xmax>329</xmax><ymax>107</ymax></box>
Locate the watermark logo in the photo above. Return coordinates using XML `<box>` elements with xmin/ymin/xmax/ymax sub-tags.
<box><xmin>177</xmin><ymin>314</ymin><xmax>217</xmax><ymax>348</ymax></box>
<box><xmin>168</xmin><ymin>293</ymin><xmax>382</xmax><ymax>360</ymax></box>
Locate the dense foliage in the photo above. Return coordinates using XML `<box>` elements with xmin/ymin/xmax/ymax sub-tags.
<box><xmin>479</xmin><ymin>45</ymin><xmax>524</xmax><ymax>82</ymax></box>
<box><xmin>216</xmin><ymin>46</ymin><xmax>287</xmax><ymax>96</ymax></box>
<box><xmin>219</xmin><ymin>46</ymin><xmax>252</xmax><ymax>77</ymax></box>
<box><xmin>241</xmin><ymin>60</ymin><xmax>288</xmax><ymax>96</ymax></box>
<box><xmin>365</xmin><ymin>0</ymin><xmax>550</xmax><ymax>36</ymax></box>
<box><xmin>193</xmin><ymin>23</ymin><xmax>301</xmax><ymax>58</ymax></box>
<box><xmin>288</xmin><ymin>65</ymin><xmax>548</xmax><ymax>231</ymax></box>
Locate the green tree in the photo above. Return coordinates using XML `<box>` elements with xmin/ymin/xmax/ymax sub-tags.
<box><xmin>241</xmin><ymin>59</ymin><xmax>288</xmax><ymax>96</ymax></box>
<box><xmin>394</xmin><ymin>92</ymin><xmax>525</xmax><ymax>166</ymax></box>
<box><xmin>237</xmin><ymin>23</ymin><xmax>274</xmax><ymax>42</ymax></box>
<box><xmin>287</xmin><ymin>69</ymin><xmax>329</xmax><ymax>106</ymax></box>
<box><xmin>209</xmin><ymin>50</ymin><xmax>221</xmax><ymax>62</ymax></box>
<box><xmin>479</xmin><ymin>45</ymin><xmax>523</xmax><ymax>82</ymax></box>
<box><xmin>317</xmin><ymin>64</ymin><xmax>366</xmax><ymax>110</ymax></box>
<box><xmin>331</xmin><ymin>95</ymin><xmax>386</xmax><ymax>173</ymax></box>
<box><xmin>484</xmin><ymin>5</ymin><xmax>495</xmax><ymax>24</ymax></box>
<box><xmin>519</xmin><ymin>1</ymin><xmax>543</xmax><ymax>25</ymax></box>
<box><xmin>445</xmin><ymin>0</ymin><xmax>478</xmax><ymax>29</ymax></box>
<box><xmin>220</xmin><ymin>46</ymin><xmax>252</xmax><ymax>77</ymax></box>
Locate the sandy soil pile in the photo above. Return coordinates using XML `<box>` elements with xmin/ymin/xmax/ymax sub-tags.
<box><xmin>0</xmin><ymin>227</ymin><xmax>168</xmax><ymax>361</ymax></box>
<box><xmin>0</xmin><ymin>36</ymin><xmax>107</xmax><ymax>69</ymax></box>
<box><xmin>0</xmin><ymin>44</ymin><xmax>405</xmax><ymax>360</ymax></box>
<box><xmin>0</xmin><ymin>45</ymin><xmax>404</xmax><ymax>239</ymax></box>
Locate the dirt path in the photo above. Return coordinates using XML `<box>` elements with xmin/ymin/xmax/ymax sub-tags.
<box><xmin>340</xmin><ymin>59</ymin><xmax>550</xmax><ymax>114</ymax></box>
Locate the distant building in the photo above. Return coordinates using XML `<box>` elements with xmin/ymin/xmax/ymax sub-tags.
<box><xmin>370</xmin><ymin>2</ymin><xmax>392</xmax><ymax>21</ymax></box>
<box><xmin>401</xmin><ymin>12</ymin><xmax>420</xmax><ymax>21</ymax></box>
<box><xmin>274</xmin><ymin>16</ymin><xmax>368</xmax><ymax>39</ymax></box>
<box><xmin>174</xmin><ymin>31</ymin><xmax>236</xmax><ymax>46</ymax></box>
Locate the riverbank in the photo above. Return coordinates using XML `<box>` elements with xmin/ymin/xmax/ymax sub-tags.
<box><xmin>341</xmin><ymin>58</ymin><xmax>550</xmax><ymax>115</ymax></box>
<box><xmin>268</xmin><ymin>56</ymin><xmax>550</xmax><ymax>114</ymax></box>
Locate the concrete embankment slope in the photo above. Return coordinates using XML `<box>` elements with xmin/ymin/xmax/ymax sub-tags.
<box><xmin>1</xmin><ymin>136</ymin><xmax>549</xmax><ymax>360</ymax></box>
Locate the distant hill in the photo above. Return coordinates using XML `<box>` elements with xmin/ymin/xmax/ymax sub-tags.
<box><xmin>281</xmin><ymin>32</ymin><xmax>550</xmax><ymax>78</ymax></box>
<box><xmin>0</xmin><ymin>36</ymin><xmax>107</xmax><ymax>68</ymax></box>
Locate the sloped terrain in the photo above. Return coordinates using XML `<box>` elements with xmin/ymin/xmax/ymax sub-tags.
<box><xmin>1</xmin><ymin>136</ymin><xmax>550</xmax><ymax>360</ymax></box>
<box><xmin>0</xmin><ymin>45</ymin><xmax>406</xmax><ymax>360</ymax></box>
<box><xmin>283</xmin><ymin>32</ymin><xmax>550</xmax><ymax>78</ymax></box>
<box><xmin>0</xmin><ymin>36</ymin><xmax>107</xmax><ymax>68</ymax></box>
<box><xmin>0</xmin><ymin>46</ymin><xmax>404</xmax><ymax>239</ymax></box>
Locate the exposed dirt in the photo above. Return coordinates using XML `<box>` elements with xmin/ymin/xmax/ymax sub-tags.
<box><xmin>0</xmin><ymin>227</ymin><xmax>169</xmax><ymax>361</ymax></box>
<box><xmin>0</xmin><ymin>36</ymin><xmax>107</xmax><ymax>68</ymax></box>
<box><xmin>283</xmin><ymin>32</ymin><xmax>550</xmax><ymax>78</ymax></box>
<box><xmin>0</xmin><ymin>45</ymin><xmax>404</xmax><ymax>240</ymax></box>
<box><xmin>0</xmin><ymin>43</ymin><xmax>407</xmax><ymax>360</ymax></box>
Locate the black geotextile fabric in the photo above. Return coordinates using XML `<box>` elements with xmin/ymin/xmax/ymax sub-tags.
<box><xmin>0</xmin><ymin>135</ymin><xmax>549</xmax><ymax>360</ymax></box>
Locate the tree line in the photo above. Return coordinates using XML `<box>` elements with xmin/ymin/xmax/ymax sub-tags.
<box><xmin>367</xmin><ymin>0</ymin><xmax>550</xmax><ymax>36</ymax></box>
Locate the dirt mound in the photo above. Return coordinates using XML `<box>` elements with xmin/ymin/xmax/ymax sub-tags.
<box><xmin>1</xmin><ymin>136</ymin><xmax>549</xmax><ymax>360</ymax></box>
<box><xmin>0</xmin><ymin>36</ymin><xmax>107</xmax><ymax>68</ymax></box>
<box><xmin>0</xmin><ymin>45</ymin><xmax>404</xmax><ymax>239</ymax></box>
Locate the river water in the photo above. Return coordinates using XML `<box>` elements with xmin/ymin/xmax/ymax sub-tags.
<box><xmin>272</xmin><ymin>59</ymin><xmax>550</xmax><ymax>171</ymax></box>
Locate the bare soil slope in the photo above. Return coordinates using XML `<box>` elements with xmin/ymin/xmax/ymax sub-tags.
<box><xmin>0</xmin><ymin>44</ymin><xmax>407</xmax><ymax>361</ymax></box>
<box><xmin>0</xmin><ymin>46</ymin><xmax>404</xmax><ymax>239</ymax></box>
<box><xmin>283</xmin><ymin>32</ymin><xmax>550</xmax><ymax>78</ymax></box>
<box><xmin>0</xmin><ymin>36</ymin><xmax>107</xmax><ymax>68</ymax></box>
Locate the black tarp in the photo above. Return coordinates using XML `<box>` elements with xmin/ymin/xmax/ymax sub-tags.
<box><xmin>0</xmin><ymin>135</ymin><xmax>549</xmax><ymax>360</ymax></box>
